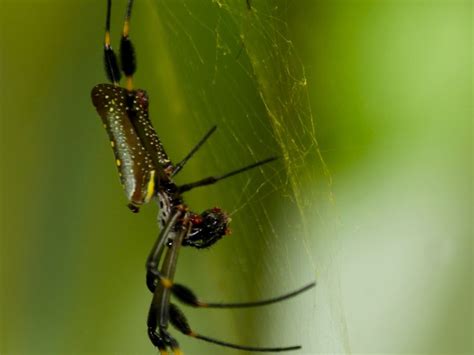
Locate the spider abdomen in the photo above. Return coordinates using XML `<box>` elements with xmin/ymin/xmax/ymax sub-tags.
<box><xmin>91</xmin><ymin>83</ymin><xmax>156</xmax><ymax>207</ymax></box>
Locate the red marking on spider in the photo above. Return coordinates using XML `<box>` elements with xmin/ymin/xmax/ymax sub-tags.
<box><xmin>135</xmin><ymin>89</ymin><xmax>149</xmax><ymax>109</ymax></box>
<box><xmin>190</xmin><ymin>214</ymin><xmax>203</xmax><ymax>225</ymax></box>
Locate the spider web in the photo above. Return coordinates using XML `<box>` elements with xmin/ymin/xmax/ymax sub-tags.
<box><xmin>120</xmin><ymin>1</ymin><xmax>352</xmax><ymax>353</ymax></box>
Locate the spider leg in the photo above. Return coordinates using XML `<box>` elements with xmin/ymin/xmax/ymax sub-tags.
<box><xmin>103</xmin><ymin>0</ymin><xmax>121</xmax><ymax>84</ymax></box>
<box><xmin>168</xmin><ymin>303</ymin><xmax>301</xmax><ymax>352</ymax></box>
<box><xmin>170</xmin><ymin>281</ymin><xmax>316</xmax><ymax>308</ymax></box>
<box><xmin>146</xmin><ymin>210</ymin><xmax>181</xmax><ymax>293</ymax></box>
<box><xmin>119</xmin><ymin>0</ymin><xmax>136</xmax><ymax>91</ymax></box>
<box><xmin>148</xmin><ymin>327</ymin><xmax>182</xmax><ymax>355</ymax></box>
<box><xmin>148</xmin><ymin>219</ymin><xmax>190</xmax><ymax>354</ymax></box>
<box><xmin>102</xmin><ymin>0</ymin><xmax>137</xmax><ymax>88</ymax></box>
<box><xmin>171</xmin><ymin>126</ymin><xmax>217</xmax><ymax>177</ymax></box>
<box><xmin>147</xmin><ymin>328</ymin><xmax>168</xmax><ymax>355</ymax></box>
<box><xmin>178</xmin><ymin>156</ymin><xmax>278</xmax><ymax>193</ymax></box>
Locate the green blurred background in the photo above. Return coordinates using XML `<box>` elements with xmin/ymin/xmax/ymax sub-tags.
<box><xmin>1</xmin><ymin>0</ymin><xmax>471</xmax><ymax>354</ymax></box>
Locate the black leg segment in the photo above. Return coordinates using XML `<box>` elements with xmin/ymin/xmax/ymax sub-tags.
<box><xmin>169</xmin><ymin>303</ymin><xmax>302</xmax><ymax>352</ymax></box>
<box><xmin>178</xmin><ymin>156</ymin><xmax>278</xmax><ymax>193</ymax></box>
<box><xmin>172</xmin><ymin>126</ymin><xmax>217</xmax><ymax>177</ymax></box>
<box><xmin>171</xmin><ymin>281</ymin><xmax>316</xmax><ymax>308</ymax></box>
<box><xmin>103</xmin><ymin>0</ymin><xmax>121</xmax><ymax>83</ymax></box>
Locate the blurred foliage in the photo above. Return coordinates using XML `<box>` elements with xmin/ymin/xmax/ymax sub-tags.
<box><xmin>1</xmin><ymin>0</ymin><xmax>471</xmax><ymax>354</ymax></box>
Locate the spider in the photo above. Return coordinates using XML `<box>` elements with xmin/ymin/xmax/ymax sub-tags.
<box><xmin>91</xmin><ymin>0</ymin><xmax>315</xmax><ymax>353</ymax></box>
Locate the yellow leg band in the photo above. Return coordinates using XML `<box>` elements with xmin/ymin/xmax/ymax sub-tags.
<box><xmin>105</xmin><ymin>31</ymin><xmax>111</xmax><ymax>46</ymax></box>
<box><xmin>126</xmin><ymin>76</ymin><xmax>133</xmax><ymax>91</ymax></box>
<box><xmin>123</xmin><ymin>20</ymin><xmax>130</xmax><ymax>37</ymax></box>
<box><xmin>161</xmin><ymin>278</ymin><xmax>173</xmax><ymax>289</ymax></box>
